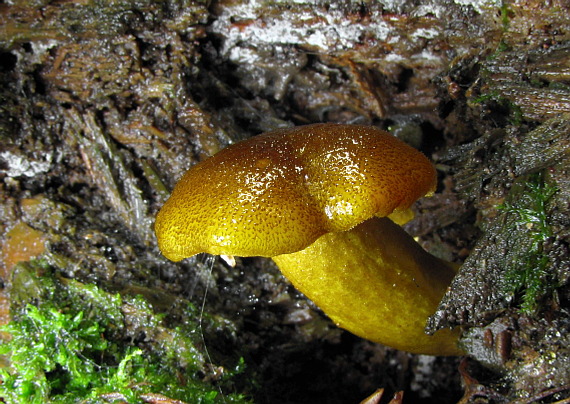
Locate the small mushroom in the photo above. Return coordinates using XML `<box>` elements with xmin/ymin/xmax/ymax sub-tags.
<box><xmin>155</xmin><ymin>123</ymin><xmax>463</xmax><ymax>356</ymax></box>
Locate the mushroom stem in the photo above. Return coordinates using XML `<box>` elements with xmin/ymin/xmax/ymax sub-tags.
<box><xmin>273</xmin><ymin>217</ymin><xmax>462</xmax><ymax>356</ymax></box>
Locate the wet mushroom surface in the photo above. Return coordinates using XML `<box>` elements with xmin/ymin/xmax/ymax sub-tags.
<box><xmin>1</xmin><ymin>1</ymin><xmax>569</xmax><ymax>403</ymax></box>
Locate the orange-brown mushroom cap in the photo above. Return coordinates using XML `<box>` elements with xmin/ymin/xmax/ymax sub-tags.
<box><xmin>155</xmin><ymin>123</ymin><xmax>436</xmax><ymax>261</ymax></box>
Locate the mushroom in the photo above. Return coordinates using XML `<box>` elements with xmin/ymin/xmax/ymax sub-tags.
<box><xmin>155</xmin><ymin>123</ymin><xmax>462</xmax><ymax>356</ymax></box>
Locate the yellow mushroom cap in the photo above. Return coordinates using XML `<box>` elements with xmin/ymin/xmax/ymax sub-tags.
<box><xmin>155</xmin><ymin>123</ymin><xmax>436</xmax><ymax>261</ymax></box>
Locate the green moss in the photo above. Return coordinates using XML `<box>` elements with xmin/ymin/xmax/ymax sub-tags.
<box><xmin>470</xmin><ymin>92</ymin><xmax>523</xmax><ymax>125</ymax></box>
<box><xmin>0</xmin><ymin>262</ymin><xmax>251</xmax><ymax>404</ymax></box>
<box><xmin>486</xmin><ymin>1</ymin><xmax>513</xmax><ymax>60</ymax></box>
<box><xmin>499</xmin><ymin>172</ymin><xmax>559</xmax><ymax>314</ymax></box>
<box><xmin>471</xmin><ymin>91</ymin><xmax>499</xmax><ymax>104</ymax></box>
<box><xmin>500</xmin><ymin>1</ymin><xmax>513</xmax><ymax>31</ymax></box>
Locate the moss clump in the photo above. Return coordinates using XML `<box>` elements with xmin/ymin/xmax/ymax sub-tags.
<box><xmin>499</xmin><ymin>172</ymin><xmax>559</xmax><ymax>314</ymax></box>
<box><xmin>0</xmin><ymin>261</ymin><xmax>251</xmax><ymax>404</ymax></box>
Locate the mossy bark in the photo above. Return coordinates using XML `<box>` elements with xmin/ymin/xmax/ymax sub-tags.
<box><xmin>1</xmin><ymin>0</ymin><xmax>570</xmax><ymax>402</ymax></box>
